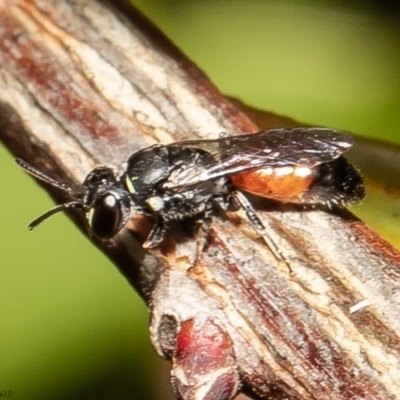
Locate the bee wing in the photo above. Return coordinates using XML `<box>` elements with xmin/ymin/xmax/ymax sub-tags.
<box><xmin>165</xmin><ymin>128</ymin><xmax>354</xmax><ymax>188</ymax></box>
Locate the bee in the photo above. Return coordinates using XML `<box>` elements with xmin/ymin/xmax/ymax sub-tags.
<box><xmin>17</xmin><ymin>127</ymin><xmax>364</xmax><ymax>256</ymax></box>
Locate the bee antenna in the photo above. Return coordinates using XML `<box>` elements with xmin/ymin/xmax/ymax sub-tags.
<box><xmin>28</xmin><ymin>201</ymin><xmax>83</xmax><ymax>230</ymax></box>
<box><xmin>15</xmin><ymin>158</ymin><xmax>76</xmax><ymax>196</ymax></box>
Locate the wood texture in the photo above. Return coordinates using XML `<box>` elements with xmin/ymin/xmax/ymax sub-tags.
<box><xmin>0</xmin><ymin>1</ymin><xmax>399</xmax><ymax>399</ymax></box>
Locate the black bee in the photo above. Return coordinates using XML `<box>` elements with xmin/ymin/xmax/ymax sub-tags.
<box><xmin>16</xmin><ymin>128</ymin><xmax>364</xmax><ymax>253</ymax></box>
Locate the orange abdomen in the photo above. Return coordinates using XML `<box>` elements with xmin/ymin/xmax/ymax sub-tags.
<box><xmin>231</xmin><ymin>167</ymin><xmax>315</xmax><ymax>202</ymax></box>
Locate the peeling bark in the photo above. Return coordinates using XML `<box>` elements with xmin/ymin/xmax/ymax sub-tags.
<box><xmin>0</xmin><ymin>1</ymin><xmax>399</xmax><ymax>399</ymax></box>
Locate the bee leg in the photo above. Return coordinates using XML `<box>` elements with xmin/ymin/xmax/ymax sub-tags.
<box><xmin>213</xmin><ymin>194</ymin><xmax>239</xmax><ymax>212</ymax></box>
<box><xmin>231</xmin><ymin>191</ymin><xmax>291</xmax><ymax>268</ymax></box>
<box><xmin>142</xmin><ymin>218</ymin><xmax>166</xmax><ymax>248</ymax></box>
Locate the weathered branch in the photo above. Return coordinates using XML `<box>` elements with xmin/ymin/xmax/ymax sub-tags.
<box><xmin>0</xmin><ymin>1</ymin><xmax>399</xmax><ymax>399</ymax></box>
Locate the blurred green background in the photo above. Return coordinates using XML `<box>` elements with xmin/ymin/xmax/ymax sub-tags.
<box><xmin>1</xmin><ymin>1</ymin><xmax>399</xmax><ymax>399</ymax></box>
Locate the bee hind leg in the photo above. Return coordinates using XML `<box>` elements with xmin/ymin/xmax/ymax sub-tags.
<box><xmin>231</xmin><ymin>191</ymin><xmax>291</xmax><ymax>269</ymax></box>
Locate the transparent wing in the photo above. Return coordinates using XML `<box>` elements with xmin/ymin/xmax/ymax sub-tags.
<box><xmin>164</xmin><ymin>128</ymin><xmax>354</xmax><ymax>188</ymax></box>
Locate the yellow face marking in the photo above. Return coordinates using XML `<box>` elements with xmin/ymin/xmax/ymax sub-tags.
<box><xmin>87</xmin><ymin>208</ymin><xmax>95</xmax><ymax>228</ymax></box>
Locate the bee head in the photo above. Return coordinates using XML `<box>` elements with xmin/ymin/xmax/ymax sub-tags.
<box><xmin>16</xmin><ymin>159</ymin><xmax>132</xmax><ymax>239</ymax></box>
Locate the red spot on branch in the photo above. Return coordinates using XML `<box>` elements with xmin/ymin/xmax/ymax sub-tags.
<box><xmin>172</xmin><ymin>319</ymin><xmax>239</xmax><ymax>400</ymax></box>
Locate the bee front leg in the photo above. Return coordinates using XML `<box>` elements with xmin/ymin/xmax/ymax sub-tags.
<box><xmin>142</xmin><ymin>217</ymin><xmax>166</xmax><ymax>248</ymax></box>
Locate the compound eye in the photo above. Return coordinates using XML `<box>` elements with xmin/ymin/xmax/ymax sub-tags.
<box><xmin>88</xmin><ymin>194</ymin><xmax>122</xmax><ymax>239</ymax></box>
